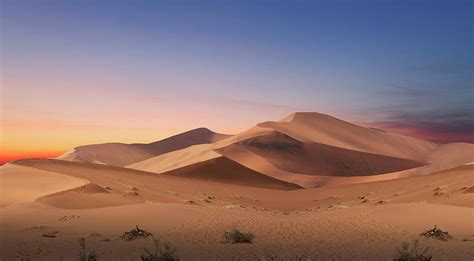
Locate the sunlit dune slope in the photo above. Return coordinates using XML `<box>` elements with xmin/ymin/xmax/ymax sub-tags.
<box><xmin>58</xmin><ymin>128</ymin><xmax>230</xmax><ymax>166</ymax></box>
<box><xmin>0</xmin><ymin>164</ymin><xmax>87</xmax><ymax>206</ymax></box>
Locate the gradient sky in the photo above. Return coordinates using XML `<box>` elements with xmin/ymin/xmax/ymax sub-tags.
<box><xmin>1</xmin><ymin>0</ymin><xmax>473</xmax><ymax>164</ymax></box>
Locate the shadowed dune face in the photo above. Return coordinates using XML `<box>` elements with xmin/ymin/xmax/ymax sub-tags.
<box><xmin>58</xmin><ymin>128</ymin><xmax>231</xmax><ymax>166</ymax></box>
<box><xmin>259</xmin><ymin>112</ymin><xmax>438</xmax><ymax>161</ymax></box>
<box><xmin>162</xmin><ymin>156</ymin><xmax>302</xmax><ymax>190</ymax></box>
<box><xmin>236</xmin><ymin>132</ymin><xmax>426</xmax><ymax>177</ymax></box>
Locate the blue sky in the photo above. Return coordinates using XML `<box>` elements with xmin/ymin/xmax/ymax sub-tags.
<box><xmin>1</xmin><ymin>0</ymin><xmax>473</xmax><ymax>160</ymax></box>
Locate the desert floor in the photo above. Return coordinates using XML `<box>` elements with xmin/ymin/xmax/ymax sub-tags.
<box><xmin>1</xmin><ymin>160</ymin><xmax>473</xmax><ymax>260</ymax></box>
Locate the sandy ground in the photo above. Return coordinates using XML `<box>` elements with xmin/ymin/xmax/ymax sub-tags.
<box><xmin>1</xmin><ymin>161</ymin><xmax>473</xmax><ymax>260</ymax></box>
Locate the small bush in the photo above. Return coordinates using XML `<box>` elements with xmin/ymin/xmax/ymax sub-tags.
<box><xmin>120</xmin><ymin>225</ymin><xmax>153</xmax><ymax>241</ymax></box>
<box><xmin>223</xmin><ymin>228</ymin><xmax>255</xmax><ymax>244</ymax></box>
<box><xmin>78</xmin><ymin>237</ymin><xmax>98</xmax><ymax>261</ymax></box>
<box><xmin>393</xmin><ymin>239</ymin><xmax>432</xmax><ymax>261</ymax></box>
<box><xmin>141</xmin><ymin>238</ymin><xmax>179</xmax><ymax>261</ymax></box>
<box><xmin>420</xmin><ymin>225</ymin><xmax>453</xmax><ymax>241</ymax></box>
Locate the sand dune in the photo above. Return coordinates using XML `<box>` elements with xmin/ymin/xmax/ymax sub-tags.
<box><xmin>10</xmin><ymin>159</ymin><xmax>474</xmax><ymax>210</ymax></box>
<box><xmin>0</xmin><ymin>164</ymin><xmax>87</xmax><ymax>207</ymax></box>
<box><xmin>127</xmin><ymin>143</ymin><xmax>221</xmax><ymax>173</ymax></box>
<box><xmin>162</xmin><ymin>156</ymin><xmax>302</xmax><ymax>190</ymax></box>
<box><xmin>128</xmin><ymin>113</ymin><xmax>473</xmax><ymax>188</ymax></box>
<box><xmin>261</xmin><ymin>112</ymin><xmax>438</xmax><ymax>160</ymax></box>
<box><xmin>234</xmin><ymin>131</ymin><xmax>425</xmax><ymax>176</ymax></box>
<box><xmin>58</xmin><ymin>127</ymin><xmax>230</xmax><ymax>166</ymax></box>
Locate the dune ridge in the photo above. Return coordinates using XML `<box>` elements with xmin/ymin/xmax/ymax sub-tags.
<box><xmin>58</xmin><ymin>127</ymin><xmax>230</xmax><ymax>166</ymax></box>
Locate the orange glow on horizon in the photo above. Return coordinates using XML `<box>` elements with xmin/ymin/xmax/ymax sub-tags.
<box><xmin>0</xmin><ymin>151</ymin><xmax>65</xmax><ymax>165</ymax></box>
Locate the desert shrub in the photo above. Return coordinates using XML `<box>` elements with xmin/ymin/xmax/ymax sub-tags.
<box><xmin>420</xmin><ymin>225</ymin><xmax>453</xmax><ymax>241</ymax></box>
<box><xmin>120</xmin><ymin>225</ymin><xmax>153</xmax><ymax>241</ymax></box>
<box><xmin>78</xmin><ymin>237</ymin><xmax>98</xmax><ymax>261</ymax></box>
<box><xmin>223</xmin><ymin>228</ymin><xmax>255</xmax><ymax>244</ymax></box>
<box><xmin>393</xmin><ymin>239</ymin><xmax>432</xmax><ymax>261</ymax></box>
<box><xmin>141</xmin><ymin>238</ymin><xmax>179</xmax><ymax>261</ymax></box>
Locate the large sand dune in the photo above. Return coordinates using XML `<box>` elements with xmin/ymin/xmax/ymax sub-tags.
<box><xmin>234</xmin><ymin>131</ymin><xmax>425</xmax><ymax>176</ymax></box>
<box><xmin>128</xmin><ymin>112</ymin><xmax>474</xmax><ymax>188</ymax></box>
<box><xmin>260</xmin><ymin>112</ymin><xmax>438</xmax><ymax>160</ymax></box>
<box><xmin>58</xmin><ymin>128</ymin><xmax>230</xmax><ymax>166</ymax></box>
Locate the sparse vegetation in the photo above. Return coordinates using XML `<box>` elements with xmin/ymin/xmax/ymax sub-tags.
<box><xmin>393</xmin><ymin>239</ymin><xmax>432</xmax><ymax>261</ymax></box>
<box><xmin>223</xmin><ymin>228</ymin><xmax>255</xmax><ymax>244</ymax></box>
<box><xmin>141</xmin><ymin>238</ymin><xmax>179</xmax><ymax>261</ymax></box>
<box><xmin>78</xmin><ymin>237</ymin><xmax>98</xmax><ymax>261</ymax></box>
<box><xmin>420</xmin><ymin>225</ymin><xmax>453</xmax><ymax>241</ymax></box>
<box><xmin>120</xmin><ymin>225</ymin><xmax>153</xmax><ymax>241</ymax></box>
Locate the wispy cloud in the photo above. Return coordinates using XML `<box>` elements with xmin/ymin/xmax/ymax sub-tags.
<box><xmin>361</xmin><ymin>80</ymin><xmax>474</xmax><ymax>143</ymax></box>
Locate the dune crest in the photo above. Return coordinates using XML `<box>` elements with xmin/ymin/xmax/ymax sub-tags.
<box><xmin>58</xmin><ymin>127</ymin><xmax>231</xmax><ymax>166</ymax></box>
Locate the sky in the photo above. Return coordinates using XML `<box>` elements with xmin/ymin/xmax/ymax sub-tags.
<box><xmin>1</xmin><ymin>0</ymin><xmax>473</xmax><ymax>164</ymax></box>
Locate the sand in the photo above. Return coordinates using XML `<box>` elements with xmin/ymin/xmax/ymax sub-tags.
<box><xmin>1</xmin><ymin>112</ymin><xmax>473</xmax><ymax>260</ymax></box>
<box><xmin>58</xmin><ymin>128</ymin><xmax>230</xmax><ymax>166</ymax></box>
<box><xmin>0</xmin><ymin>164</ymin><xmax>87</xmax><ymax>207</ymax></box>
<box><xmin>1</xmin><ymin>160</ymin><xmax>473</xmax><ymax>260</ymax></box>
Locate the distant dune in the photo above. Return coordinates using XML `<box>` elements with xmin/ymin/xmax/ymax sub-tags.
<box><xmin>128</xmin><ymin>112</ymin><xmax>474</xmax><ymax>188</ymax></box>
<box><xmin>58</xmin><ymin>127</ymin><xmax>230</xmax><ymax>166</ymax></box>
